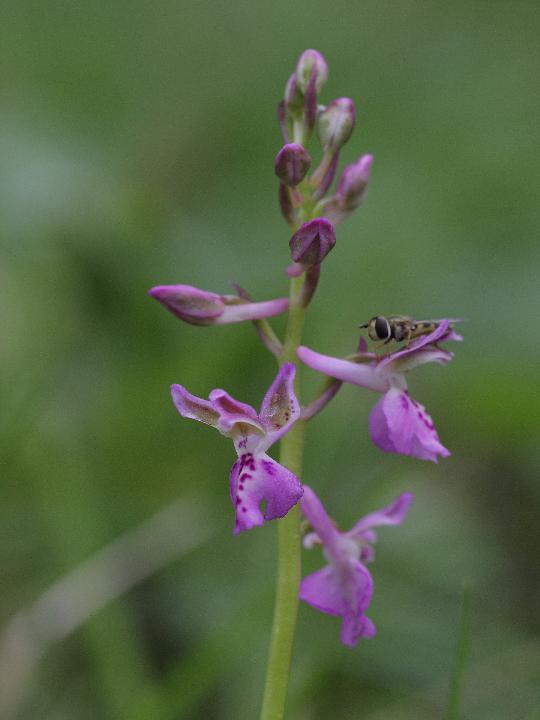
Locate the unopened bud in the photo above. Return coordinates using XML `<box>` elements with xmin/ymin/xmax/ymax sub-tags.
<box><xmin>289</xmin><ymin>218</ymin><xmax>336</xmax><ymax>268</ymax></box>
<box><xmin>335</xmin><ymin>154</ymin><xmax>373</xmax><ymax>209</ymax></box>
<box><xmin>317</xmin><ymin>98</ymin><xmax>356</xmax><ymax>153</ymax></box>
<box><xmin>149</xmin><ymin>285</ymin><xmax>289</xmax><ymax>325</ymax></box>
<box><xmin>275</xmin><ymin>143</ymin><xmax>312</xmax><ymax>186</ymax></box>
<box><xmin>283</xmin><ymin>72</ymin><xmax>303</xmax><ymax>114</ymax></box>
<box><xmin>296</xmin><ymin>49</ymin><xmax>328</xmax><ymax>94</ymax></box>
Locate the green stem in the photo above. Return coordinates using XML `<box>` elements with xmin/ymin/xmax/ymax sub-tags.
<box><xmin>445</xmin><ymin>584</ymin><xmax>472</xmax><ymax>720</ymax></box>
<box><xmin>260</xmin><ymin>275</ymin><xmax>306</xmax><ymax>720</ymax></box>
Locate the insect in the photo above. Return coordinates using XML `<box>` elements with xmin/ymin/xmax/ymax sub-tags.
<box><xmin>359</xmin><ymin>315</ymin><xmax>460</xmax><ymax>347</ymax></box>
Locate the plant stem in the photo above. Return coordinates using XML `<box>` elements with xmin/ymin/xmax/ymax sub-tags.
<box><xmin>260</xmin><ymin>275</ymin><xmax>306</xmax><ymax>720</ymax></box>
<box><xmin>445</xmin><ymin>584</ymin><xmax>472</xmax><ymax>720</ymax></box>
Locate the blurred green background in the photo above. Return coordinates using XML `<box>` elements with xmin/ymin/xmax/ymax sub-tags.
<box><xmin>2</xmin><ymin>1</ymin><xmax>540</xmax><ymax>718</ymax></box>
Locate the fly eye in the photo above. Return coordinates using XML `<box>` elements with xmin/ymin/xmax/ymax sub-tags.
<box><xmin>374</xmin><ymin>316</ymin><xmax>390</xmax><ymax>340</ymax></box>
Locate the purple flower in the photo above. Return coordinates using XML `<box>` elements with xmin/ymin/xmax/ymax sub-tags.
<box><xmin>298</xmin><ymin>321</ymin><xmax>462</xmax><ymax>462</ymax></box>
<box><xmin>300</xmin><ymin>485</ymin><xmax>413</xmax><ymax>646</ymax></box>
<box><xmin>149</xmin><ymin>284</ymin><xmax>289</xmax><ymax>326</ymax></box>
<box><xmin>171</xmin><ymin>364</ymin><xmax>303</xmax><ymax>534</ymax></box>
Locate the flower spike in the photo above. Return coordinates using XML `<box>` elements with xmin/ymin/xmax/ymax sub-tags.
<box><xmin>300</xmin><ymin>486</ymin><xmax>412</xmax><ymax>646</ymax></box>
<box><xmin>171</xmin><ymin>364</ymin><xmax>303</xmax><ymax>534</ymax></box>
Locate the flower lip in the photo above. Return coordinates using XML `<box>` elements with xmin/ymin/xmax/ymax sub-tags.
<box><xmin>230</xmin><ymin>452</ymin><xmax>303</xmax><ymax>534</ymax></box>
<box><xmin>369</xmin><ymin>387</ymin><xmax>450</xmax><ymax>462</ymax></box>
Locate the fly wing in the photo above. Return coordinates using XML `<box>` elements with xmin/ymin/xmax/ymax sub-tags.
<box><xmin>414</xmin><ymin>317</ymin><xmax>466</xmax><ymax>326</ymax></box>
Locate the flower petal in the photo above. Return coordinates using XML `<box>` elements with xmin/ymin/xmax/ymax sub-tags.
<box><xmin>341</xmin><ymin>613</ymin><xmax>376</xmax><ymax>646</ymax></box>
<box><xmin>390</xmin><ymin>347</ymin><xmax>454</xmax><ymax>374</ymax></box>
<box><xmin>378</xmin><ymin>320</ymin><xmax>452</xmax><ymax>369</ymax></box>
<box><xmin>348</xmin><ymin>493</ymin><xmax>414</xmax><ymax>538</ymax></box>
<box><xmin>300</xmin><ymin>485</ymin><xmax>342</xmax><ymax>555</ymax></box>
<box><xmin>259</xmin><ymin>363</ymin><xmax>300</xmax><ymax>447</ymax></box>
<box><xmin>230</xmin><ymin>452</ymin><xmax>303</xmax><ymax>534</ymax></box>
<box><xmin>300</xmin><ymin>560</ymin><xmax>374</xmax><ymax>646</ymax></box>
<box><xmin>300</xmin><ymin>566</ymin><xmax>344</xmax><ymax>615</ymax></box>
<box><xmin>217</xmin><ymin>298</ymin><xmax>289</xmax><ymax>324</ymax></box>
<box><xmin>369</xmin><ymin>388</ymin><xmax>450</xmax><ymax>462</ymax></box>
<box><xmin>170</xmin><ymin>384</ymin><xmax>220</xmax><ymax>427</ymax></box>
<box><xmin>369</xmin><ymin>388</ymin><xmax>413</xmax><ymax>454</ymax></box>
<box><xmin>209</xmin><ymin>389</ymin><xmax>265</xmax><ymax>452</ymax></box>
<box><xmin>297</xmin><ymin>346</ymin><xmax>388</xmax><ymax>393</ymax></box>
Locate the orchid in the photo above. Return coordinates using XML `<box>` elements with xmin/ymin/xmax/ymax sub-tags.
<box><xmin>300</xmin><ymin>485</ymin><xmax>413</xmax><ymax>646</ymax></box>
<box><xmin>298</xmin><ymin>321</ymin><xmax>462</xmax><ymax>462</ymax></box>
<box><xmin>170</xmin><ymin>363</ymin><xmax>302</xmax><ymax>534</ymax></box>
<box><xmin>149</xmin><ymin>48</ymin><xmax>462</xmax><ymax>719</ymax></box>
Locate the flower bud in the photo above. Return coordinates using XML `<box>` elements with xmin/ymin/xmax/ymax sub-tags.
<box><xmin>317</xmin><ymin>98</ymin><xmax>356</xmax><ymax>153</ymax></box>
<box><xmin>289</xmin><ymin>218</ymin><xmax>336</xmax><ymax>269</ymax></box>
<box><xmin>335</xmin><ymin>154</ymin><xmax>373</xmax><ymax>209</ymax></box>
<box><xmin>149</xmin><ymin>285</ymin><xmax>289</xmax><ymax>325</ymax></box>
<box><xmin>296</xmin><ymin>49</ymin><xmax>328</xmax><ymax>94</ymax></box>
<box><xmin>283</xmin><ymin>72</ymin><xmax>303</xmax><ymax>115</ymax></box>
<box><xmin>312</xmin><ymin>151</ymin><xmax>339</xmax><ymax>199</ymax></box>
<box><xmin>274</xmin><ymin>143</ymin><xmax>312</xmax><ymax>186</ymax></box>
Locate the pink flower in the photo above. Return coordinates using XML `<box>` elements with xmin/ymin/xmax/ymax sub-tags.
<box><xmin>297</xmin><ymin>321</ymin><xmax>462</xmax><ymax>462</ymax></box>
<box><xmin>300</xmin><ymin>485</ymin><xmax>413</xmax><ymax>646</ymax></box>
<box><xmin>171</xmin><ymin>364</ymin><xmax>303</xmax><ymax>534</ymax></box>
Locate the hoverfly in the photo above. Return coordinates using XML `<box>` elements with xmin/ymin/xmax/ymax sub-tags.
<box><xmin>359</xmin><ymin>315</ymin><xmax>461</xmax><ymax>347</ymax></box>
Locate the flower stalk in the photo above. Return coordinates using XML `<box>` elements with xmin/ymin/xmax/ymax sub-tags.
<box><xmin>260</xmin><ymin>272</ymin><xmax>307</xmax><ymax>720</ymax></box>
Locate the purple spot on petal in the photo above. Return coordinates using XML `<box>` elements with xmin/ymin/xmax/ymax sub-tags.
<box><xmin>262</xmin><ymin>460</ymin><xmax>276</xmax><ymax>475</ymax></box>
<box><xmin>242</xmin><ymin>507</ymin><xmax>247</xmax><ymax>512</ymax></box>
